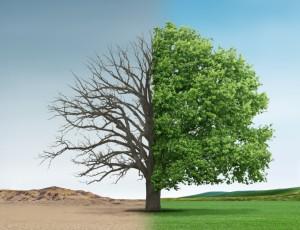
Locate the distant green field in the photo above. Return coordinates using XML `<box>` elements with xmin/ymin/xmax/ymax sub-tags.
<box><xmin>151</xmin><ymin>200</ymin><xmax>300</xmax><ymax>230</ymax></box>
<box><xmin>179</xmin><ymin>187</ymin><xmax>300</xmax><ymax>201</ymax></box>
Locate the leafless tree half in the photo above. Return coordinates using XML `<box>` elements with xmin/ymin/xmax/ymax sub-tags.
<box><xmin>42</xmin><ymin>37</ymin><xmax>160</xmax><ymax>211</ymax></box>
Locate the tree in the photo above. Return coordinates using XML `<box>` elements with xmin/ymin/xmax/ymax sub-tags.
<box><xmin>43</xmin><ymin>23</ymin><xmax>273</xmax><ymax>212</ymax></box>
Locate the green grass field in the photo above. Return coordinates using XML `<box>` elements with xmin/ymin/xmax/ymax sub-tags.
<box><xmin>152</xmin><ymin>200</ymin><xmax>300</xmax><ymax>230</ymax></box>
<box><xmin>151</xmin><ymin>188</ymin><xmax>300</xmax><ymax>229</ymax></box>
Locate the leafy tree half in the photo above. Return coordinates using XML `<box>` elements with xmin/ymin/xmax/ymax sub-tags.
<box><xmin>151</xmin><ymin>23</ymin><xmax>273</xmax><ymax>195</ymax></box>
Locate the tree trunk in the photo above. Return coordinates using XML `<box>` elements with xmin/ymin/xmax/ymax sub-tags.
<box><xmin>145</xmin><ymin>180</ymin><xmax>161</xmax><ymax>211</ymax></box>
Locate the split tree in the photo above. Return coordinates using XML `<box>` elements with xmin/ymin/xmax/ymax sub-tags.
<box><xmin>43</xmin><ymin>23</ymin><xmax>273</xmax><ymax>211</ymax></box>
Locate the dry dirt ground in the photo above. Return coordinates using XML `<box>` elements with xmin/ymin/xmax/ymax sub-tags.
<box><xmin>0</xmin><ymin>187</ymin><xmax>148</xmax><ymax>230</ymax></box>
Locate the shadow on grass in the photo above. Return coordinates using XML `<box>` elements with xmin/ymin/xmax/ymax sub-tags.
<box><xmin>126</xmin><ymin>208</ymin><xmax>256</xmax><ymax>216</ymax></box>
<box><xmin>159</xmin><ymin>208</ymin><xmax>256</xmax><ymax>216</ymax></box>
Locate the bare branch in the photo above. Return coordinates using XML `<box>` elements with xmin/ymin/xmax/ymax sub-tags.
<box><xmin>42</xmin><ymin>36</ymin><xmax>154</xmax><ymax>183</ymax></box>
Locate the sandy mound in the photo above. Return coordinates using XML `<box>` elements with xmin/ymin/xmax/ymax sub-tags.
<box><xmin>0</xmin><ymin>186</ymin><xmax>115</xmax><ymax>204</ymax></box>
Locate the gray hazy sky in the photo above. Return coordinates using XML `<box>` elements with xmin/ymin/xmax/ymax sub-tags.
<box><xmin>1</xmin><ymin>0</ymin><xmax>299</xmax><ymax>198</ymax></box>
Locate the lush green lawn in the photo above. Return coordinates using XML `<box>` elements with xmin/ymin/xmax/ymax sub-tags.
<box><xmin>151</xmin><ymin>200</ymin><xmax>300</xmax><ymax>229</ymax></box>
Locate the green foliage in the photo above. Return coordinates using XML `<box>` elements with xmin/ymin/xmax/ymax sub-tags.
<box><xmin>152</xmin><ymin>201</ymin><xmax>300</xmax><ymax>230</ymax></box>
<box><xmin>152</xmin><ymin>23</ymin><xmax>273</xmax><ymax>190</ymax></box>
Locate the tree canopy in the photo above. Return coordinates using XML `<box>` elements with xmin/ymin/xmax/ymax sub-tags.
<box><xmin>151</xmin><ymin>23</ymin><xmax>273</xmax><ymax>191</ymax></box>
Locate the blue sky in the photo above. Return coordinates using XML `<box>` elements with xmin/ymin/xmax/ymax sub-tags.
<box><xmin>0</xmin><ymin>0</ymin><xmax>299</xmax><ymax>198</ymax></box>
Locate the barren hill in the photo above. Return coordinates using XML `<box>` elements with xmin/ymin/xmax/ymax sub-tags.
<box><xmin>0</xmin><ymin>186</ymin><xmax>146</xmax><ymax>230</ymax></box>
<box><xmin>0</xmin><ymin>186</ymin><xmax>116</xmax><ymax>204</ymax></box>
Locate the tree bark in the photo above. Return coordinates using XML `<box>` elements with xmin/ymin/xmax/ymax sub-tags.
<box><xmin>145</xmin><ymin>180</ymin><xmax>161</xmax><ymax>211</ymax></box>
